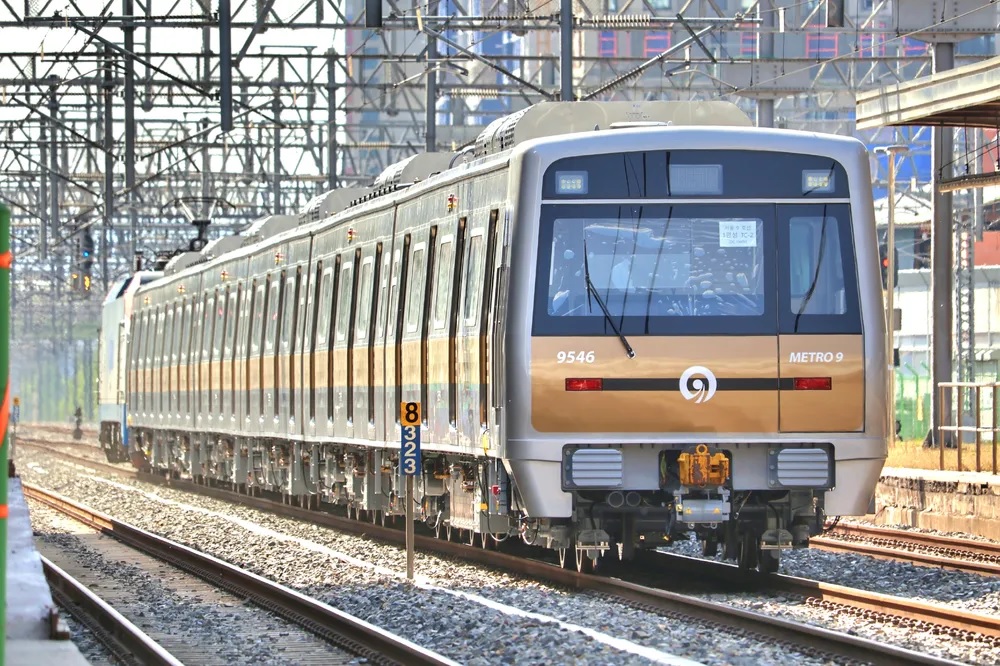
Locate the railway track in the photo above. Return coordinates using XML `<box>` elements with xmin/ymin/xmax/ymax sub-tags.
<box><xmin>42</xmin><ymin>557</ymin><xmax>184</xmax><ymax>666</ymax></box>
<box><xmin>25</xmin><ymin>482</ymin><xmax>457</xmax><ymax>666</ymax></box>
<box><xmin>812</xmin><ymin>523</ymin><xmax>1000</xmax><ymax>577</ymax></box>
<box><xmin>18</xmin><ymin>434</ymin><xmax>982</xmax><ymax>665</ymax></box>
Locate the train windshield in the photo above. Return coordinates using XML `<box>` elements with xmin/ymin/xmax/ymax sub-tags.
<box><xmin>533</xmin><ymin>203</ymin><xmax>860</xmax><ymax>336</ymax></box>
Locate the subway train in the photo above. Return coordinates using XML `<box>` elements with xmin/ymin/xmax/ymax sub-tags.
<box><xmin>98</xmin><ymin>100</ymin><xmax>888</xmax><ymax>572</ymax></box>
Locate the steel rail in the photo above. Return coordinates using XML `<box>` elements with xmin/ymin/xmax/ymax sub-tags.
<box><xmin>811</xmin><ymin>523</ymin><xmax>1000</xmax><ymax>576</ymax></box>
<box><xmin>23</xmin><ymin>483</ymin><xmax>458</xmax><ymax>666</ymax></box>
<box><xmin>16</xmin><ymin>439</ymin><xmax>973</xmax><ymax>665</ymax></box>
<box><xmin>41</xmin><ymin>556</ymin><xmax>184</xmax><ymax>666</ymax></box>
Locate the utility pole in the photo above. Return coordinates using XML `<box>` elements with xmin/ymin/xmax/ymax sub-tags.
<box><xmin>877</xmin><ymin>144</ymin><xmax>908</xmax><ymax>447</ymax></box>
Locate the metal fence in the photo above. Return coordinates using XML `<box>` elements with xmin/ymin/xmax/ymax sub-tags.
<box><xmin>936</xmin><ymin>382</ymin><xmax>1000</xmax><ymax>474</ymax></box>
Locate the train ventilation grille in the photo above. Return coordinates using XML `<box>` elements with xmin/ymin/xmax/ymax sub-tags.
<box><xmin>569</xmin><ymin>449</ymin><xmax>623</xmax><ymax>488</ymax></box>
<box><xmin>774</xmin><ymin>448</ymin><xmax>830</xmax><ymax>487</ymax></box>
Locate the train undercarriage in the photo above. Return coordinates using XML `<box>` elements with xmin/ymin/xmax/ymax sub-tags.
<box><xmin>121</xmin><ymin>429</ymin><xmax>824</xmax><ymax>573</ymax></box>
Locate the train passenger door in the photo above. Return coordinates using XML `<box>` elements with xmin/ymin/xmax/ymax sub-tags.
<box><xmin>372</xmin><ymin>246</ymin><xmax>390</xmax><ymax>443</ymax></box>
<box><xmin>777</xmin><ymin>204</ymin><xmax>864</xmax><ymax>432</ymax></box>
<box><xmin>384</xmin><ymin>237</ymin><xmax>410</xmax><ymax>437</ymax></box>
<box><xmin>332</xmin><ymin>253</ymin><xmax>359</xmax><ymax>438</ymax></box>
<box><xmin>401</xmin><ymin>231</ymin><xmax>434</xmax><ymax>428</ymax></box>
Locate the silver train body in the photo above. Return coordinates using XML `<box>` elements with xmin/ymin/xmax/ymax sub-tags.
<box><xmin>98</xmin><ymin>101</ymin><xmax>887</xmax><ymax>571</ymax></box>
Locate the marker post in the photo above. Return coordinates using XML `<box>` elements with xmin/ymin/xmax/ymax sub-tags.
<box><xmin>400</xmin><ymin>401</ymin><xmax>421</xmax><ymax>580</ymax></box>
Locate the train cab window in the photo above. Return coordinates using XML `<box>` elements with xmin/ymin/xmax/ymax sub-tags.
<box><xmin>433</xmin><ymin>239</ymin><xmax>455</xmax><ymax>330</ymax></box>
<box><xmin>779</xmin><ymin>204</ymin><xmax>861</xmax><ymax>334</ymax></box>
<box><xmin>405</xmin><ymin>246</ymin><xmax>426</xmax><ymax>334</ymax></box>
<box><xmin>534</xmin><ymin>204</ymin><xmax>774</xmax><ymax>336</ymax></box>
<box><xmin>788</xmin><ymin>217</ymin><xmax>847</xmax><ymax>315</ymax></box>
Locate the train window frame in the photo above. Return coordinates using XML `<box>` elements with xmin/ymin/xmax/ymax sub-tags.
<box><xmin>265</xmin><ymin>277</ymin><xmax>280</xmax><ymax>353</ymax></box>
<box><xmin>405</xmin><ymin>243</ymin><xmax>427</xmax><ymax>335</ymax></box>
<box><xmin>356</xmin><ymin>255</ymin><xmax>375</xmax><ymax>342</ymax></box>
<box><xmin>532</xmin><ymin>203</ymin><xmax>777</xmax><ymax>337</ymax></box>
<box><xmin>777</xmin><ymin>203</ymin><xmax>862</xmax><ymax>335</ymax></box>
<box><xmin>462</xmin><ymin>232</ymin><xmax>485</xmax><ymax>327</ymax></box>
<box><xmin>315</xmin><ymin>265</ymin><xmax>334</xmax><ymax>349</ymax></box>
<box><xmin>335</xmin><ymin>259</ymin><xmax>354</xmax><ymax>343</ymax></box>
<box><xmin>433</xmin><ymin>235</ymin><xmax>455</xmax><ymax>330</ymax></box>
<box><xmin>368</xmin><ymin>242</ymin><xmax>384</xmax><ymax>423</ymax></box>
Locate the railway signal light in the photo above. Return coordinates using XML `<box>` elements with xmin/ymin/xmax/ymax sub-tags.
<box><xmin>70</xmin><ymin>227</ymin><xmax>95</xmax><ymax>295</ymax></box>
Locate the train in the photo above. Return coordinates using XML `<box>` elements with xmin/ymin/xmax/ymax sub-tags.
<box><xmin>98</xmin><ymin>100</ymin><xmax>888</xmax><ymax>573</ymax></box>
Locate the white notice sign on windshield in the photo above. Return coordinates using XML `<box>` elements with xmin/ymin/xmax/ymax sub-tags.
<box><xmin>718</xmin><ymin>220</ymin><xmax>757</xmax><ymax>247</ymax></box>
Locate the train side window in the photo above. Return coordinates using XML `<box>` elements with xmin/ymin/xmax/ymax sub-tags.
<box><xmin>265</xmin><ymin>278</ymin><xmax>280</xmax><ymax>353</ymax></box>
<box><xmin>335</xmin><ymin>261</ymin><xmax>354</xmax><ymax>343</ymax></box>
<box><xmin>356</xmin><ymin>257</ymin><xmax>374</xmax><ymax>342</ymax></box>
<box><xmin>463</xmin><ymin>234</ymin><xmax>484</xmax><ymax>327</ymax></box>
<box><xmin>433</xmin><ymin>238</ymin><xmax>455</xmax><ymax>330</ymax></box>
<box><xmin>144</xmin><ymin>310</ymin><xmax>154</xmax><ymax>412</ymax></box>
<box><xmin>405</xmin><ymin>245</ymin><xmax>426</xmax><ymax>334</ymax></box>
<box><xmin>316</xmin><ymin>266</ymin><xmax>334</xmax><ymax>346</ymax></box>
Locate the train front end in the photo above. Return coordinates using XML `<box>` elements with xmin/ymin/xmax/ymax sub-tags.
<box><xmin>505</xmin><ymin>126</ymin><xmax>887</xmax><ymax>571</ymax></box>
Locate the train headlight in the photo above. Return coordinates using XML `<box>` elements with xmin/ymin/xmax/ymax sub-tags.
<box><xmin>555</xmin><ymin>171</ymin><xmax>588</xmax><ymax>195</ymax></box>
<box><xmin>802</xmin><ymin>170</ymin><xmax>834</xmax><ymax>194</ymax></box>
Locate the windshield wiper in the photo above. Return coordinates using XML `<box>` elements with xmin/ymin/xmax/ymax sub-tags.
<box><xmin>583</xmin><ymin>238</ymin><xmax>636</xmax><ymax>359</ymax></box>
<box><xmin>793</xmin><ymin>206</ymin><xmax>830</xmax><ymax>333</ymax></box>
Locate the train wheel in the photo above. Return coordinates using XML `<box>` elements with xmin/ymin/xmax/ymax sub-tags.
<box><xmin>445</xmin><ymin>523</ymin><xmax>453</xmax><ymax>541</ymax></box>
<box><xmin>759</xmin><ymin>549</ymin><xmax>779</xmax><ymax>574</ymax></box>
<box><xmin>557</xmin><ymin>548</ymin><xmax>568</xmax><ymax>569</ymax></box>
<box><xmin>467</xmin><ymin>530</ymin><xmax>477</xmax><ymax>546</ymax></box>
<box><xmin>737</xmin><ymin>533</ymin><xmax>759</xmax><ymax>572</ymax></box>
<box><xmin>433</xmin><ymin>519</ymin><xmax>442</xmax><ymax>540</ymax></box>
<box><xmin>700</xmin><ymin>536</ymin><xmax>719</xmax><ymax>558</ymax></box>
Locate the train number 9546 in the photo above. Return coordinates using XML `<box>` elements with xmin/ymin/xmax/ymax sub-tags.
<box><xmin>557</xmin><ymin>351</ymin><xmax>595</xmax><ymax>364</ymax></box>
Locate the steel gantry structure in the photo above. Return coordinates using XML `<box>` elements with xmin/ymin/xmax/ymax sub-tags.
<box><xmin>1</xmin><ymin>0</ymin><xmax>997</xmax><ymax>421</ymax></box>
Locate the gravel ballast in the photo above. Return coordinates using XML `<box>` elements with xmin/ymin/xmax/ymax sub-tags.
<box><xmin>20</xmin><ymin>449</ymin><xmax>1000</xmax><ymax>665</ymax></box>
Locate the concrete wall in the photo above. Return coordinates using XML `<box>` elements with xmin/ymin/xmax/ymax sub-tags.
<box><xmin>874</xmin><ymin>467</ymin><xmax>1000</xmax><ymax>540</ymax></box>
